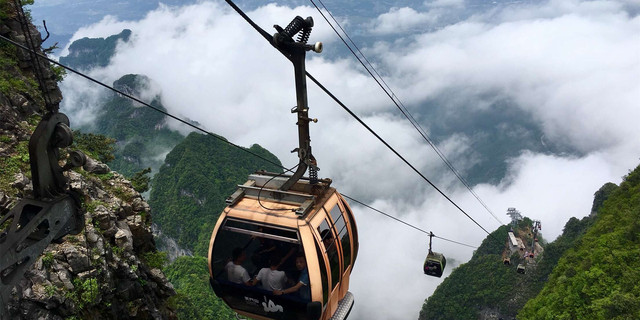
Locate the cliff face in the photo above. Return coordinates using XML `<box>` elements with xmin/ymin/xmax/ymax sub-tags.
<box><xmin>88</xmin><ymin>74</ymin><xmax>184</xmax><ymax>177</ymax></box>
<box><xmin>518</xmin><ymin>166</ymin><xmax>640</xmax><ymax>319</ymax></box>
<box><xmin>419</xmin><ymin>213</ymin><xmax>596</xmax><ymax>320</ymax></box>
<box><xmin>418</xmin><ymin>178</ymin><xmax>629</xmax><ymax>320</ymax></box>
<box><xmin>59</xmin><ymin>29</ymin><xmax>131</xmax><ymax>70</ymax></box>
<box><xmin>0</xmin><ymin>3</ymin><xmax>175</xmax><ymax>319</ymax></box>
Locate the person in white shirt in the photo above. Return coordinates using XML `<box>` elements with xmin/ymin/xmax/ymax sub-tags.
<box><xmin>252</xmin><ymin>255</ymin><xmax>287</xmax><ymax>291</ymax></box>
<box><xmin>225</xmin><ymin>247</ymin><xmax>252</xmax><ymax>286</ymax></box>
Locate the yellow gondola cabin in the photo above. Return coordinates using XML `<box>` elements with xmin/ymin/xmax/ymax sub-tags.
<box><xmin>208</xmin><ymin>172</ymin><xmax>358</xmax><ymax>320</ymax></box>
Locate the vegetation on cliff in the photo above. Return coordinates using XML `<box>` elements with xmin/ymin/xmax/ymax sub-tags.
<box><xmin>420</xmin><ymin>212</ymin><xmax>596</xmax><ymax>319</ymax></box>
<box><xmin>59</xmin><ymin>29</ymin><xmax>131</xmax><ymax>70</ymax></box>
<box><xmin>164</xmin><ymin>256</ymin><xmax>234</xmax><ymax>319</ymax></box>
<box><xmin>87</xmin><ymin>74</ymin><xmax>184</xmax><ymax>177</ymax></box>
<box><xmin>148</xmin><ymin>131</ymin><xmax>283</xmax><ymax>256</ymax></box>
<box><xmin>0</xmin><ymin>11</ymin><xmax>177</xmax><ymax>318</ymax></box>
<box><xmin>419</xmin><ymin>166</ymin><xmax>637</xmax><ymax>320</ymax></box>
<box><xmin>518</xmin><ymin>165</ymin><xmax>640</xmax><ymax>319</ymax></box>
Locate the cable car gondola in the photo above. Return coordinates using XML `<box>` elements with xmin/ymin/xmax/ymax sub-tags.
<box><xmin>423</xmin><ymin>232</ymin><xmax>446</xmax><ymax>278</ymax></box>
<box><xmin>207</xmin><ymin>14</ymin><xmax>358</xmax><ymax>320</ymax></box>
<box><xmin>517</xmin><ymin>264</ymin><xmax>526</xmax><ymax>274</ymax></box>
<box><xmin>208</xmin><ymin>173</ymin><xmax>358</xmax><ymax>320</ymax></box>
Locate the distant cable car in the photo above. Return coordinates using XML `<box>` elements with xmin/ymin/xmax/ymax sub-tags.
<box><xmin>423</xmin><ymin>232</ymin><xmax>446</xmax><ymax>278</ymax></box>
<box><xmin>517</xmin><ymin>264</ymin><xmax>526</xmax><ymax>274</ymax></box>
<box><xmin>208</xmin><ymin>173</ymin><xmax>358</xmax><ymax>320</ymax></box>
<box><xmin>503</xmin><ymin>257</ymin><xmax>511</xmax><ymax>265</ymax></box>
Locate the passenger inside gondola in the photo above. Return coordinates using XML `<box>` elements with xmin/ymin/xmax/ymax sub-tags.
<box><xmin>253</xmin><ymin>254</ymin><xmax>288</xmax><ymax>291</ymax></box>
<box><xmin>425</xmin><ymin>259</ymin><xmax>440</xmax><ymax>274</ymax></box>
<box><xmin>212</xmin><ymin>220</ymin><xmax>306</xmax><ymax>289</ymax></box>
<box><xmin>225</xmin><ymin>247</ymin><xmax>253</xmax><ymax>286</ymax></box>
<box><xmin>320</xmin><ymin>229</ymin><xmax>335</xmax><ymax>250</ymax></box>
<box><xmin>210</xmin><ymin>217</ymin><xmax>318</xmax><ymax>320</ymax></box>
<box><xmin>275</xmin><ymin>253</ymin><xmax>310</xmax><ymax>300</ymax></box>
<box><xmin>250</xmin><ymin>228</ymin><xmax>277</xmax><ymax>269</ymax></box>
<box><xmin>276</xmin><ymin>244</ymin><xmax>298</xmax><ymax>274</ymax></box>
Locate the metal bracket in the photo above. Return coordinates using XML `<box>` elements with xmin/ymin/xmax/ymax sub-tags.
<box><xmin>0</xmin><ymin>196</ymin><xmax>81</xmax><ymax>319</ymax></box>
<box><xmin>0</xmin><ymin>112</ymin><xmax>85</xmax><ymax>318</ymax></box>
<box><xmin>29</xmin><ymin>112</ymin><xmax>85</xmax><ymax>199</ymax></box>
<box><xmin>225</xmin><ymin>180</ymin><xmax>256</xmax><ymax>205</ymax></box>
<box><xmin>236</xmin><ymin>184</ymin><xmax>315</xmax><ymax>207</ymax></box>
<box><xmin>271</xmin><ymin>16</ymin><xmax>323</xmax><ymax>191</ymax></box>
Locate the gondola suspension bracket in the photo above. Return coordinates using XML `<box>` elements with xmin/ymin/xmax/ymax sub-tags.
<box><xmin>270</xmin><ymin>16</ymin><xmax>323</xmax><ymax>190</ymax></box>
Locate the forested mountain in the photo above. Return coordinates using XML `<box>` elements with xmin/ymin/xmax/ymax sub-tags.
<box><xmin>418</xmin><ymin>216</ymin><xmax>577</xmax><ymax>320</ymax></box>
<box><xmin>419</xmin><ymin>167</ymin><xmax>639</xmax><ymax>320</ymax></box>
<box><xmin>87</xmin><ymin>74</ymin><xmax>184</xmax><ymax>177</ymax></box>
<box><xmin>59</xmin><ymin>32</ymin><xmax>185</xmax><ymax>178</ymax></box>
<box><xmin>519</xmin><ymin>165</ymin><xmax>640</xmax><ymax>319</ymax></box>
<box><xmin>59</xmin><ymin>29</ymin><xmax>131</xmax><ymax>70</ymax></box>
<box><xmin>148</xmin><ymin>131</ymin><xmax>282</xmax><ymax>256</ymax></box>
<box><xmin>146</xmin><ymin>132</ymin><xmax>282</xmax><ymax>319</ymax></box>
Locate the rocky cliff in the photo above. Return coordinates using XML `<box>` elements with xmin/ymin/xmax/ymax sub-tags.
<box><xmin>419</xmin><ymin>194</ymin><xmax>609</xmax><ymax>319</ymax></box>
<box><xmin>518</xmin><ymin>167</ymin><xmax>640</xmax><ymax>319</ymax></box>
<box><xmin>0</xmin><ymin>3</ymin><xmax>175</xmax><ymax>319</ymax></box>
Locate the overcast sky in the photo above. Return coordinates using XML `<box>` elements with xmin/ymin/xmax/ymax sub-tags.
<box><xmin>53</xmin><ymin>0</ymin><xmax>640</xmax><ymax>318</ymax></box>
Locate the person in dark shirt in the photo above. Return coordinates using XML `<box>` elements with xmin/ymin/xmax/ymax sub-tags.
<box><xmin>273</xmin><ymin>253</ymin><xmax>310</xmax><ymax>300</ymax></box>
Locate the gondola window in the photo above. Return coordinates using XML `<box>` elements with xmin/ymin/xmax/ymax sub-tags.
<box><xmin>318</xmin><ymin>219</ymin><xmax>341</xmax><ymax>289</ymax></box>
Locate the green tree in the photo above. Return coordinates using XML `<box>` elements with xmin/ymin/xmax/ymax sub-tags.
<box><xmin>72</xmin><ymin>130</ymin><xmax>116</xmax><ymax>163</ymax></box>
<box><xmin>163</xmin><ymin>256</ymin><xmax>235</xmax><ymax>319</ymax></box>
<box><xmin>130</xmin><ymin>167</ymin><xmax>152</xmax><ymax>193</ymax></box>
<box><xmin>591</xmin><ymin>182</ymin><xmax>618</xmax><ymax>213</ymax></box>
<box><xmin>149</xmin><ymin>132</ymin><xmax>282</xmax><ymax>255</ymax></box>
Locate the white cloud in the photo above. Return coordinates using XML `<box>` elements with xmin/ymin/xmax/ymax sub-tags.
<box><xmin>425</xmin><ymin>0</ymin><xmax>465</xmax><ymax>8</ymax></box>
<box><xmin>57</xmin><ymin>0</ymin><xmax>639</xmax><ymax>319</ymax></box>
<box><xmin>368</xmin><ymin>7</ymin><xmax>440</xmax><ymax>35</ymax></box>
<box><xmin>58</xmin><ymin>74</ymin><xmax>108</xmax><ymax>128</ymax></box>
<box><xmin>377</xmin><ymin>0</ymin><xmax>640</xmax><ymax>158</ymax></box>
